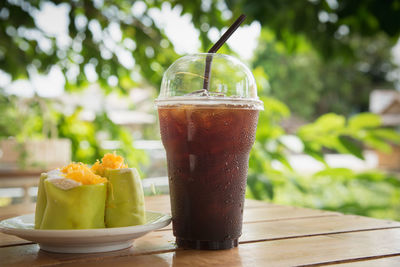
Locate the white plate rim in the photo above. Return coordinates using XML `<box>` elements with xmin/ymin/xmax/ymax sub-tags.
<box><xmin>0</xmin><ymin>211</ymin><xmax>171</xmax><ymax>238</ymax></box>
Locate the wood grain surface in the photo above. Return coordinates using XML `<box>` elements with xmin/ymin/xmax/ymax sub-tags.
<box><xmin>1</xmin><ymin>195</ymin><xmax>400</xmax><ymax>266</ymax></box>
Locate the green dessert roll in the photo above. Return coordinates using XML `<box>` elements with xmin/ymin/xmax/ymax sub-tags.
<box><xmin>40</xmin><ymin>180</ymin><xmax>107</xmax><ymax>229</ymax></box>
<box><xmin>91</xmin><ymin>152</ymin><xmax>146</xmax><ymax>228</ymax></box>
<box><xmin>104</xmin><ymin>168</ymin><xmax>146</xmax><ymax>228</ymax></box>
<box><xmin>34</xmin><ymin>164</ymin><xmax>108</xmax><ymax>230</ymax></box>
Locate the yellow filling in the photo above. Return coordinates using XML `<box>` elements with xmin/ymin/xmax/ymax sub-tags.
<box><xmin>61</xmin><ymin>162</ymin><xmax>107</xmax><ymax>185</ymax></box>
<box><xmin>91</xmin><ymin>152</ymin><xmax>128</xmax><ymax>176</ymax></box>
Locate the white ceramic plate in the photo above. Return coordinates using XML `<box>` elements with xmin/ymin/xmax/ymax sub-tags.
<box><xmin>0</xmin><ymin>211</ymin><xmax>171</xmax><ymax>253</ymax></box>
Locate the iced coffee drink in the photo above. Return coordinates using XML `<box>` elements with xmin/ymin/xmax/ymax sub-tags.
<box><xmin>156</xmin><ymin>53</ymin><xmax>263</xmax><ymax>250</ymax></box>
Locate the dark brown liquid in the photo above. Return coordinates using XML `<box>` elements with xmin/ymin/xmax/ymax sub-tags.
<box><xmin>158</xmin><ymin>104</ymin><xmax>259</xmax><ymax>250</ymax></box>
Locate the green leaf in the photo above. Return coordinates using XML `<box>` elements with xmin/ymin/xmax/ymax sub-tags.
<box><xmin>363</xmin><ymin>134</ymin><xmax>392</xmax><ymax>153</ymax></box>
<box><xmin>270</xmin><ymin>152</ymin><xmax>293</xmax><ymax>171</ymax></box>
<box><xmin>348</xmin><ymin>113</ymin><xmax>381</xmax><ymax>130</ymax></box>
<box><xmin>260</xmin><ymin>176</ymin><xmax>274</xmax><ymax>199</ymax></box>
<box><xmin>337</xmin><ymin>136</ymin><xmax>365</xmax><ymax>160</ymax></box>
<box><xmin>303</xmin><ymin>144</ymin><xmax>327</xmax><ymax>165</ymax></box>
<box><xmin>247</xmin><ymin>173</ymin><xmax>274</xmax><ymax>200</ymax></box>
<box><xmin>314</xmin><ymin>113</ymin><xmax>346</xmax><ymax>132</ymax></box>
<box><xmin>297</xmin><ymin>113</ymin><xmax>345</xmax><ymax>141</ymax></box>
<box><xmin>314</xmin><ymin>168</ymin><xmax>355</xmax><ymax>178</ymax></box>
<box><xmin>289</xmin><ymin>176</ymin><xmax>307</xmax><ymax>193</ymax></box>
<box><xmin>260</xmin><ymin>97</ymin><xmax>291</xmax><ymax>119</ymax></box>
<box><xmin>371</xmin><ymin>129</ymin><xmax>400</xmax><ymax>144</ymax></box>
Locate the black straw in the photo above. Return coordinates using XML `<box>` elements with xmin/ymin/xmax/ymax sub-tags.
<box><xmin>203</xmin><ymin>14</ymin><xmax>246</xmax><ymax>91</ymax></box>
<box><xmin>208</xmin><ymin>14</ymin><xmax>246</xmax><ymax>53</ymax></box>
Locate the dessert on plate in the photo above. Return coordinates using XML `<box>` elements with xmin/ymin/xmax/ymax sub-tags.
<box><xmin>35</xmin><ymin>153</ymin><xmax>145</xmax><ymax>230</ymax></box>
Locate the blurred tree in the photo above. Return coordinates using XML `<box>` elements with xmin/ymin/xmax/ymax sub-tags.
<box><xmin>168</xmin><ymin>0</ymin><xmax>400</xmax><ymax>117</ymax></box>
<box><xmin>1</xmin><ymin>0</ymin><xmax>399</xmax><ymax>93</ymax></box>
<box><xmin>0</xmin><ymin>0</ymin><xmax>179</xmax><ymax>92</ymax></box>
<box><xmin>247</xmin><ymin>95</ymin><xmax>400</xmax><ymax>220</ymax></box>
<box><xmin>0</xmin><ymin>0</ymin><xmax>180</xmax><ymax>168</ymax></box>
<box><xmin>226</xmin><ymin>0</ymin><xmax>400</xmax><ymax>59</ymax></box>
<box><xmin>252</xmin><ymin>30</ymin><xmax>396</xmax><ymax>118</ymax></box>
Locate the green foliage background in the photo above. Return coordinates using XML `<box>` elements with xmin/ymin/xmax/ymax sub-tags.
<box><xmin>1</xmin><ymin>0</ymin><xmax>400</xmax><ymax>219</ymax></box>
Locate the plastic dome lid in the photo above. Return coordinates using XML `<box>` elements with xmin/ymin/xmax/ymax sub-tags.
<box><xmin>155</xmin><ymin>53</ymin><xmax>263</xmax><ymax>109</ymax></box>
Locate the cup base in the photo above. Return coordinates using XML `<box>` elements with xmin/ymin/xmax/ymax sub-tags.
<box><xmin>176</xmin><ymin>238</ymin><xmax>238</xmax><ymax>250</ymax></box>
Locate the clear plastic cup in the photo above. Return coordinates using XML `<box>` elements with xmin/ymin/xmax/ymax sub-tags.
<box><xmin>155</xmin><ymin>53</ymin><xmax>263</xmax><ymax>250</ymax></box>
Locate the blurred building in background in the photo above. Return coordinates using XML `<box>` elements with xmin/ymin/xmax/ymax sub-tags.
<box><xmin>370</xmin><ymin>90</ymin><xmax>400</xmax><ymax>127</ymax></box>
<box><xmin>370</xmin><ymin>90</ymin><xmax>400</xmax><ymax>171</ymax></box>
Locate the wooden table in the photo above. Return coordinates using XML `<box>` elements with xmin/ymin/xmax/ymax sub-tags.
<box><xmin>1</xmin><ymin>195</ymin><xmax>400</xmax><ymax>266</ymax></box>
